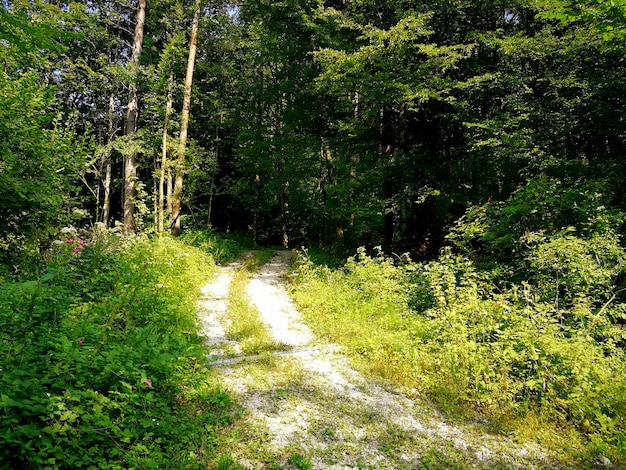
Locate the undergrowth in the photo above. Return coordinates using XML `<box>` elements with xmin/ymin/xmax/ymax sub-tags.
<box><xmin>288</xmin><ymin>180</ymin><xmax>626</xmax><ymax>468</ymax></box>
<box><xmin>0</xmin><ymin>229</ymin><xmax>238</xmax><ymax>469</ymax></box>
<box><xmin>179</xmin><ymin>230</ymin><xmax>255</xmax><ymax>265</ymax></box>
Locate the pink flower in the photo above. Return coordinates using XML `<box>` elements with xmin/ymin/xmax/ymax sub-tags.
<box><xmin>79</xmin><ymin>240</ymin><xmax>85</xmax><ymax>246</ymax></box>
<box><xmin>144</xmin><ymin>379</ymin><xmax>152</xmax><ymax>387</ymax></box>
<box><xmin>74</xmin><ymin>246</ymin><xmax>80</xmax><ymax>253</ymax></box>
<box><xmin>77</xmin><ymin>338</ymin><xmax>84</xmax><ymax>345</ymax></box>
<box><xmin>66</xmin><ymin>238</ymin><xmax>74</xmax><ymax>243</ymax></box>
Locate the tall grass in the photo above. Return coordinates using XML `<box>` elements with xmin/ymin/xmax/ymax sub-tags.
<box><xmin>225</xmin><ymin>250</ymin><xmax>290</xmax><ymax>355</ymax></box>
<box><xmin>288</xmin><ymin>248</ymin><xmax>626</xmax><ymax>467</ymax></box>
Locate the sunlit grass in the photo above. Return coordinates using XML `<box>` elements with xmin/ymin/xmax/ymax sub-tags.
<box><xmin>225</xmin><ymin>249</ymin><xmax>290</xmax><ymax>355</ymax></box>
<box><xmin>286</xmin><ymin>250</ymin><xmax>626</xmax><ymax>468</ymax></box>
<box><xmin>0</xmin><ymin>232</ymin><xmax>244</xmax><ymax>468</ymax></box>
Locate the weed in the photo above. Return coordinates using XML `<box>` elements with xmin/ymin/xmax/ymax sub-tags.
<box><xmin>225</xmin><ymin>250</ymin><xmax>288</xmax><ymax>355</ymax></box>
<box><xmin>287</xmin><ymin>453</ymin><xmax>312</xmax><ymax>469</ymax></box>
<box><xmin>288</xmin><ymin>247</ymin><xmax>626</xmax><ymax>466</ymax></box>
<box><xmin>0</xmin><ymin>231</ymin><xmax>236</xmax><ymax>468</ymax></box>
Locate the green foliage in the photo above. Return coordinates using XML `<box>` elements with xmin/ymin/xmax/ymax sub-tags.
<box><xmin>528</xmin><ymin>231</ymin><xmax>626</xmax><ymax>305</ymax></box>
<box><xmin>0</xmin><ymin>10</ymin><xmax>89</xmax><ymax>262</ymax></box>
<box><xmin>289</xmin><ymin>244</ymin><xmax>626</xmax><ymax>464</ymax></box>
<box><xmin>0</xmin><ymin>10</ymin><xmax>66</xmax><ymax>59</ymax></box>
<box><xmin>286</xmin><ymin>453</ymin><xmax>312</xmax><ymax>470</ymax></box>
<box><xmin>537</xmin><ymin>0</ymin><xmax>626</xmax><ymax>47</ymax></box>
<box><xmin>179</xmin><ymin>229</ymin><xmax>255</xmax><ymax>264</ymax></box>
<box><xmin>448</xmin><ymin>177</ymin><xmax>625</xmax><ymax>267</ymax></box>
<box><xmin>0</xmin><ymin>231</ymin><xmax>235</xmax><ymax>468</ymax></box>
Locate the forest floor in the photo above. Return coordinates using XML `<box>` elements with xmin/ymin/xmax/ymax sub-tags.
<box><xmin>197</xmin><ymin>251</ymin><xmax>559</xmax><ymax>470</ymax></box>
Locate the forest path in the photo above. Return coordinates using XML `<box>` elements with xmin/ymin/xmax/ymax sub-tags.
<box><xmin>197</xmin><ymin>252</ymin><xmax>554</xmax><ymax>470</ymax></box>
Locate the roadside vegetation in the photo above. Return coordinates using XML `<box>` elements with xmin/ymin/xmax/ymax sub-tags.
<box><xmin>0</xmin><ymin>229</ymin><xmax>239</xmax><ymax>469</ymax></box>
<box><xmin>288</xmin><ymin>177</ymin><xmax>626</xmax><ymax>468</ymax></box>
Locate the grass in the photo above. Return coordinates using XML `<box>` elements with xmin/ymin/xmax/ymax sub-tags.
<box><xmin>179</xmin><ymin>229</ymin><xmax>257</xmax><ymax>265</ymax></box>
<box><xmin>225</xmin><ymin>249</ymin><xmax>290</xmax><ymax>355</ymax></box>
<box><xmin>209</xmin><ymin>353</ymin><xmax>546</xmax><ymax>469</ymax></box>
<box><xmin>286</xmin><ymin>249</ymin><xmax>626</xmax><ymax>469</ymax></box>
<box><xmin>194</xmin><ymin>243</ymin><xmax>561</xmax><ymax>469</ymax></box>
<box><xmin>0</xmin><ymin>230</ymin><xmax>241</xmax><ymax>469</ymax></box>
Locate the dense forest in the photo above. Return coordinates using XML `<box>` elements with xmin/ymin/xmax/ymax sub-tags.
<box><xmin>1</xmin><ymin>0</ymin><xmax>626</xmax><ymax>468</ymax></box>
<box><xmin>2</xmin><ymin>0</ymin><xmax>624</xmax><ymax>254</ymax></box>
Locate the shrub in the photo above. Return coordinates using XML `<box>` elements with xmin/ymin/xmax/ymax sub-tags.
<box><xmin>289</xmin><ymin>246</ymin><xmax>626</xmax><ymax>463</ymax></box>
<box><xmin>0</xmin><ymin>230</ymin><xmax>234</xmax><ymax>469</ymax></box>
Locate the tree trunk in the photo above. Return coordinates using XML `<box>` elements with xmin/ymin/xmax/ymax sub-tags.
<box><xmin>123</xmin><ymin>0</ymin><xmax>146</xmax><ymax>233</ymax></box>
<box><xmin>282</xmin><ymin>181</ymin><xmax>289</xmax><ymax>248</ymax></box>
<box><xmin>253</xmin><ymin>173</ymin><xmax>260</xmax><ymax>246</ymax></box>
<box><xmin>158</xmin><ymin>72</ymin><xmax>174</xmax><ymax>234</ymax></box>
<box><xmin>102</xmin><ymin>94</ymin><xmax>115</xmax><ymax>227</ymax></box>
<box><xmin>317</xmin><ymin>140</ymin><xmax>327</xmax><ymax>247</ymax></box>
<box><xmin>103</xmin><ymin>160</ymin><xmax>112</xmax><ymax>226</ymax></box>
<box><xmin>207</xmin><ymin>174</ymin><xmax>214</xmax><ymax>228</ymax></box>
<box><xmin>167</xmin><ymin>170</ymin><xmax>173</xmax><ymax>219</ymax></box>
<box><xmin>379</xmin><ymin>108</ymin><xmax>394</xmax><ymax>251</ymax></box>
<box><xmin>350</xmin><ymin>152</ymin><xmax>359</xmax><ymax>228</ymax></box>
<box><xmin>171</xmin><ymin>0</ymin><xmax>201</xmax><ymax>236</ymax></box>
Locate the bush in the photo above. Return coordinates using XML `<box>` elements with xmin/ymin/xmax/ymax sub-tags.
<box><xmin>289</xmin><ymin>245</ymin><xmax>626</xmax><ymax>464</ymax></box>
<box><xmin>417</xmin><ymin>251</ymin><xmax>626</xmax><ymax>457</ymax></box>
<box><xmin>447</xmin><ymin>177</ymin><xmax>625</xmax><ymax>272</ymax></box>
<box><xmin>0</xmin><ymin>230</ymin><xmax>235</xmax><ymax>469</ymax></box>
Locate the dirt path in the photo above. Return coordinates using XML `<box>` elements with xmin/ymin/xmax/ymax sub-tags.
<box><xmin>197</xmin><ymin>252</ymin><xmax>554</xmax><ymax>469</ymax></box>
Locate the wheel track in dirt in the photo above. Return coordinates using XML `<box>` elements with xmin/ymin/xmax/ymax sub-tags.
<box><xmin>197</xmin><ymin>251</ymin><xmax>557</xmax><ymax>470</ymax></box>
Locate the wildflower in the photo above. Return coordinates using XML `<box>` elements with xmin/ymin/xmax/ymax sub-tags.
<box><xmin>67</xmin><ymin>238</ymin><xmax>74</xmax><ymax>243</ymax></box>
<box><xmin>74</xmin><ymin>246</ymin><xmax>80</xmax><ymax>253</ymax></box>
<box><xmin>144</xmin><ymin>379</ymin><xmax>152</xmax><ymax>387</ymax></box>
<box><xmin>77</xmin><ymin>338</ymin><xmax>84</xmax><ymax>345</ymax></box>
<box><xmin>79</xmin><ymin>240</ymin><xmax>85</xmax><ymax>246</ymax></box>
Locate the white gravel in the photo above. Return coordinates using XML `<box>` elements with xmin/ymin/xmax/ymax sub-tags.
<box><xmin>199</xmin><ymin>252</ymin><xmax>554</xmax><ymax>469</ymax></box>
<box><xmin>197</xmin><ymin>260</ymin><xmax>242</xmax><ymax>357</ymax></box>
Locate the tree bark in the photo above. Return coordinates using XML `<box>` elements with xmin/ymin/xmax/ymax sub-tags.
<box><xmin>171</xmin><ymin>0</ymin><xmax>201</xmax><ymax>236</ymax></box>
<box><xmin>167</xmin><ymin>170</ymin><xmax>173</xmax><ymax>218</ymax></box>
<box><xmin>158</xmin><ymin>72</ymin><xmax>174</xmax><ymax>234</ymax></box>
<box><xmin>103</xmin><ymin>159</ymin><xmax>112</xmax><ymax>226</ymax></box>
<box><xmin>123</xmin><ymin>0</ymin><xmax>146</xmax><ymax>233</ymax></box>
<box><xmin>282</xmin><ymin>181</ymin><xmax>289</xmax><ymax>248</ymax></box>
<box><xmin>379</xmin><ymin>108</ymin><xmax>394</xmax><ymax>251</ymax></box>
<box><xmin>102</xmin><ymin>94</ymin><xmax>115</xmax><ymax>227</ymax></box>
<box><xmin>253</xmin><ymin>173</ymin><xmax>260</xmax><ymax>246</ymax></box>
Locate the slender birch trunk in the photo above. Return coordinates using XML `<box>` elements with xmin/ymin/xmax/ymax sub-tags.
<box><xmin>102</xmin><ymin>94</ymin><xmax>115</xmax><ymax>227</ymax></box>
<box><xmin>158</xmin><ymin>72</ymin><xmax>174</xmax><ymax>234</ymax></box>
<box><xmin>171</xmin><ymin>0</ymin><xmax>201</xmax><ymax>236</ymax></box>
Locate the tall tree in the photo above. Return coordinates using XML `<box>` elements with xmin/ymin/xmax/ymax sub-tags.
<box><xmin>123</xmin><ymin>0</ymin><xmax>147</xmax><ymax>232</ymax></box>
<box><xmin>171</xmin><ymin>0</ymin><xmax>201</xmax><ymax>236</ymax></box>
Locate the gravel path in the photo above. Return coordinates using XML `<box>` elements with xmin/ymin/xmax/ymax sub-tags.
<box><xmin>197</xmin><ymin>252</ymin><xmax>555</xmax><ymax>469</ymax></box>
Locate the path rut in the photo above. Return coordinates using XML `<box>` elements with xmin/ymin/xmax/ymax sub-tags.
<box><xmin>197</xmin><ymin>251</ymin><xmax>555</xmax><ymax>470</ymax></box>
